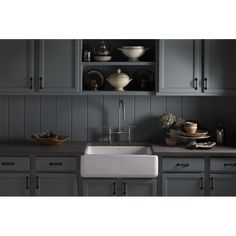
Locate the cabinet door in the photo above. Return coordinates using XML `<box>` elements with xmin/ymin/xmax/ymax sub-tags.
<box><xmin>162</xmin><ymin>174</ymin><xmax>204</xmax><ymax>196</ymax></box>
<box><xmin>35</xmin><ymin>173</ymin><xmax>77</xmax><ymax>196</ymax></box>
<box><xmin>121</xmin><ymin>179</ymin><xmax>157</xmax><ymax>196</ymax></box>
<box><xmin>210</xmin><ymin>174</ymin><xmax>236</xmax><ymax>196</ymax></box>
<box><xmin>38</xmin><ymin>40</ymin><xmax>79</xmax><ymax>94</ymax></box>
<box><xmin>83</xmin><ymin>179</ymin><xmax>117</xmax><ymax>196</ymax></box>
<box><xmin>159</xmin><ymin>40</ymin><xmax>201</xmax><ymax>94</ymax></box>
<box><xmin>0</xmin><ymin>173</ymin><xmax>30</xmax><ymax>196</ymax></box>
<box><xmin>0</xmin><ymin>40</ymin><xmax>34</xmax><ymax>94</ymax></box>
<box><xmin>204</xmin><ymin>40</ymin><xmax>236</xmax><ymax>95</ymax></box>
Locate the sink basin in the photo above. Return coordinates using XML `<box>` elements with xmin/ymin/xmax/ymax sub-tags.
<box><xmin>80</xmin><ymin>145</ymin><xmax>158</xmax><ymax>178</ymax></box>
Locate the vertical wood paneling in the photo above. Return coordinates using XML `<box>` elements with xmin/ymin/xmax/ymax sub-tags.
<box><xmin>71</xmin><ymin>96</ymin><xmax>87</xmax><ymax>141</ymax></box>
<box><xmin>87</xmin><ymin>96</ymin><xmax>103</xmax><ymax>141</ymax></box>
<box><xmin>1</xmin><ymin>95</ymin><xmax>234</xmax><ymax>143</ymax></box>
<box><xmin>134</xmin><ymin>96</ymin><xmax>151</xmax><ymax>142</ymax></box>
<box><xmin>0</xmin><ymin>96</ymin><xmax>8</xmax><ymax>140</ymax></box>
<box><xmin>182</xmin><ymin>97</ymin><xmax>198</xmax><ymax>122</ymax></box>
<box><xmin>197</xmin><ymin>97</ymin><xmax>214</xmax><ymax>133</ymax></box>
<box><xmin>166</xmin><ymin>96</ymin><xmax>182</xmax><ymax>118</ymax></box>
<box><xmin>25</xmin><ymin>96</ymin><xmax>40</xmax><ymax>140</ymax></box>
<box><xmin>56</xmin><ymin>96</ymin><xmax>72</xmax><ymax>141</ymax></box>
<box><xmin>9</xmin><ymin>96</ymin><xmax>25</xmax><ymax>140</ymax></box>
<box><xmin>40</xmin><ymin>96</ymin><xmax>56</xmax><ymax>132</ymax></box>
<box><xmin>150</xmin><ymin>96</ymin><xmax>166</xmax><ymax>143</ymax></box>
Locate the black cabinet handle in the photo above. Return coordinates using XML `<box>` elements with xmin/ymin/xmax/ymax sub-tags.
<box><xmin>200</xmin><ymin>177</ymin><xmax>204</xmax><ymax>190</ymax></box>
<box><xmin>210</xmin><ymin>177</ymin><xmax>214</xmax><ymax>190</ymax></box>
<box><xmin>204</xmin><ymin>78</ymin><xmax>208</xmax><ymax>90</ymax></box>
<box><xmin>224</xmin><ymin>163</ymin><xmax>236</xmax><ymax>167</ymax></box>
<box><xmin>1</xmin><ymin>162</ymin><xmax>15</xmax><ymax>166</ymax></box>
<box><xmin>194</xmin><ymin>78</ymin><xmax>198</xmax><ymax>90</ymax></box>
<box><xmin>113</xmin><ymin>182</ymin><xmax>116</xmax><ymax>196</ymax></box>
<box><xmin>176</xmin><ymin>163</ymin><xmax>189</xmax><ymax>167</ymax></box>
<box><xmin>26</xmin><ymin>176</ymin><xmax>29</xmax><ymax>190</ymax></box>
<box><xmin>36</xmin><ymin>176</ymin><xmax>39</xmax><ymax>189</ymax></box>
<box><xmin>49</xmin><ymin>162</ymin><xmax>62</xmax><ymax>166</ymax></box>
<box><xmin>123</xmin><ymin>182</ymin><xmax>127</xmax><ymax>196</ymax></box>
<box><xmin>39</xmin><ymin>77</ymin><xmax>44</xmax><ymax>89</ymax></box>
<box><xmin>29</xmin><ymin>77</ymin><xmax>34</xmax><ymax>90</ymax></box>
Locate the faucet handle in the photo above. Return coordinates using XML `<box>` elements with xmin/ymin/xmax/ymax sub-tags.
<box><xmin>104</xmin><ymin>125</ymin><xmax>112</xmax><ymax>143</ymax></box>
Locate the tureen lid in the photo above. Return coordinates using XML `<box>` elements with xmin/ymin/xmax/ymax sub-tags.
<box><xmin>109</xmin><ymin>69</ymin><xmax>129</xmax><ymax>80</ymax></box>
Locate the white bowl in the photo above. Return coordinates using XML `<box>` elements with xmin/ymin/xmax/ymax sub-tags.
<box><xmin>93</xmin><ymin>55</ymin><xmax>112</xmax><ymax>62</ymax></box>
<box><xmin>119</xmin><ymin>46</ymin><xmax>149</xmax><ymax>61</ymax></box>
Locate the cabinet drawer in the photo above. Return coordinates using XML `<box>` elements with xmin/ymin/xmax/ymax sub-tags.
<box><xmin>35</xmin><ymin>157</ymin><xmax>77</xmax><ymax>171</ymax></box>
<box><xmin>211</xmin><ymin>158</ymin><xmax>236</xmax><ymax>172</ymax></box>
<box><xmin>162</xmin><ymin>158</ymin><xmax>204</xmax><ymax>172</ymax></box>
<box><xmin>0</xmin><ymin>157</ymin><xmax>30</xmax><ymax>171</ymax></box>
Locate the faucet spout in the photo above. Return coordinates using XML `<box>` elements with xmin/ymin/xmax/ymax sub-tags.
<box><xmin>118</xmin><ymin>98</ymin><xmax>125</xmax><ymax>133</ymax></box>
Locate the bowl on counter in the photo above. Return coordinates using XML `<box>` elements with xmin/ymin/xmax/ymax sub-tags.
<box><xmin>118</xmin><ymin>46</ymin><xmax>149</xmax><ymax>61</ymax></box>
<box><xmin>184</xmin><ymin>122</ymin><xmax>198</xmax><ymax>134</ymax></box>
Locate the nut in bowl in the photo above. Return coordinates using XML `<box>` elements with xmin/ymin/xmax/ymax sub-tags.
<box><xmin>184</xmin><ymin>122</ymin><xmax>198</xmax><ymax>134</ymax></box>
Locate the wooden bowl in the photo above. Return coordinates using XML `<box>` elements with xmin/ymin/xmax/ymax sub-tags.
<box><xmin>184</xmin><ymin>122</ymin><xmax>198</xmax><ymax>134</ymax></box>
<box><xmin>165</xmin><ymin>137</ymin><xmax>177</xmax><ymax>146</ymax></box>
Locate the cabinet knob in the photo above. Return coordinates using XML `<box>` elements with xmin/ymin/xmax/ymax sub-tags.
<box><xmin>39</xmin><ymin>77</ymin><xmax>44</xmax><ymax>90</ymax></box>
<box><xmin>194</xmin><ymin>78</ymin><xmax>198</xmax><ymax>90</ymax></box>
<box><xmin>176</xmin><ymin>163</ymin><xmax>189</xmax><ymax>167</ymax></box>
<box><xmin>123</xmin><ymin>182</ymin><xmax>127</xmax><ymax>196</ymax></box>
<box><xmin>204</xmin><ymin>78</ymin><xmax>208</xmax><ymax>90</ymax></box>
<box><xmin>210</xmin><ymin>177</ymin><xmax>214</xmax><ymax>190</ymax></box>
<box><xmin>113</xmin><ymin>182</ymin><xmax>116</xmax><ymax>196</ymax></box>
<box><xmin>200</xmin><ymin>177</ymin><xmax>204</xmax><ymax>190</ymax></box>
<box><xmin>36</xmin><ymin>176</ymin><xmax>39</xmax><ymax>189</ymax></box>
<box><xmin>26</xmin><ymin>176</ymin><xmax>29</xmax><ymax>190</ymax></box>
<box><xmin>29</xmin><ymin>77</ymin><xmax>34</xmax><ymax>90</ymax></box>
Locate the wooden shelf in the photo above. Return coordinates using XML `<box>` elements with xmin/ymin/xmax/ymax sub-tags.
<box><xmin>82</xmin><ymin>61</ymin><xmax>155</xmax><ymax>66</ymax></box>
<box><xmin>81</xmin><ymin>91</ymin><xmax>155</xmax><ymax>96</ymax></box>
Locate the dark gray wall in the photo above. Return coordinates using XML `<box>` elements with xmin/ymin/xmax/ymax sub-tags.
<box><xmin>0</xmin><ymin>96</ymin><xmax>234</xmax><ymax>144</ymax></box>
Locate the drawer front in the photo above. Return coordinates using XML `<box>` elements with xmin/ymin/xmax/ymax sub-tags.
<box><xmin>35</xmin><ymin>157</ymin><xmax>77</xmax><ymax>171</ymax></box>
<box><xmin>0</xmin><ymin>157</ymin><xmax>30</xmax><ymax>171</ymax></box>
<box><xmin>211</xmin><ymin>158</ymin><xmax>236</xmax><ymax>172</ymax></box>
<box><xmin>162</xmin><ymin>158</ymin><xmax>204</xmax><ymax>172</ymax></box>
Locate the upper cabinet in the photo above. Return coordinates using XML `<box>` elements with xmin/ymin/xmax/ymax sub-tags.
<box><xmin>0</xmin><ymin>39</ymin><xmax>79</xmax><ymax>95</ymax></box>
<box><xmin>0</xmin><ymin>40</ymin><xmax>34</xmax><ymax>94</ymax></box>
<box><xmin>204</xmin><ymin>40</ymin><xmax>236</xmax><ymax>95</ymax></box>
<box><xmin>159</xmin><ymin>40</ymin><xmax>201</xmax><ymax>95</ymax></box>
<box><xmin>38</xmin><ymin>40</ymin><xmax>79</xmax><ymax>94</ymax></box>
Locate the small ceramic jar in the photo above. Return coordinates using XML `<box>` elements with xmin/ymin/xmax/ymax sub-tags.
<box><xmin>184</xmin><ymin>122</ymin><xmax>198</xmax><ymax>134</ymax></box>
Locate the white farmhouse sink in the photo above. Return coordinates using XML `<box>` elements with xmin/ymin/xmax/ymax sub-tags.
<box><xmin>80</xmin><ymin>145</ymin><xmax>158</xmax><ymax>178</ymax></box>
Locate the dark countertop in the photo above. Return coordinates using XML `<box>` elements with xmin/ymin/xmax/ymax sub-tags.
<box><xmin>0</xmin><ymin>141</ymin><xmax>236</xmax><ymax>157</ymax></box>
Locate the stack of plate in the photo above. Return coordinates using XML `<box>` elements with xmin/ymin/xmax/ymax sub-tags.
<box><xmin>177</xmin><ymin>130</ymin><xmax>210</xmax><ymax>141</ymax></box>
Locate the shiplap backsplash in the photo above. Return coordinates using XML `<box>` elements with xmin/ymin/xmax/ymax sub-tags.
<box><xmin>0</xmin><ymin>96</ymin><xmax>234</xmax><ymax>143</ymax></box>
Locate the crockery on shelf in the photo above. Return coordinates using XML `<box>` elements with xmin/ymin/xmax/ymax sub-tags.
<box><xmin>84</xmin><ymin>70</ymin><xmax>104</xmax><ymax>90</ymax></box>
<box><xmin>106</xmin><ymin>68</ymin><xmax>132</xmax><ymax>91</ymax></box>
<box><xmin>184</xmin><ymin>121</ymin><xmax>198</xmax><ymax>134</ymax></box>
<box><xmin>132</xmin><ymin>68</ymin><xmax>154</xmax><ymax>90</ymax></box>
<box><xmin>31</xmin><ymin>132</ymin><xmax>68</xmax><ymax>145</ymax></box>
<box><xmin>118</xmin><ymin>46</ymin><xmax>149</xmax><ymax>61</ymax></box>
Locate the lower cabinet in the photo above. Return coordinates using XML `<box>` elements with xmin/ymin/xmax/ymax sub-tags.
<box><xmin>83</xmin><ymin>179</ymin><xmax>157</xmax><ymax>196</ymax></box>
<box><xmin>35</xmin><ymin>173</ymin><xmax>77</xmax><ymax>196</ymax></box>
<box><xmin>0</xmin><ymin>173</ymin><xmax>30</xmax><ymax>196</ymax></box>
<box><xmin>210</xmin><ymin>174</ymin><xmax>236</xmax><ymax>196</ymax></box>
<box><xmin>162</xmin><ymin>174</ymin><xmax>205</xmax><ymax>196</ymax></box>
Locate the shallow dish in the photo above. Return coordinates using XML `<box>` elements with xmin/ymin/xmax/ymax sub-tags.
<box><xmin>93</xmin><ymin>55</ymin><xmax>112</xmax><ymax>62</ymax></box>
<box><xmin>31</xmin><ymin>133</ymin><xmax>68</xmax><ymax>145</ymax></box>
<box><xmin>180</xmin><ymin>130</ymin><xmax>208</xmax><ymax>137</ymax></box>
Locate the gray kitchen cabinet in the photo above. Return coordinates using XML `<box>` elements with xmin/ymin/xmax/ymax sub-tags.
<box><xmin>204</xmin><ymin>40</ymin><xmax>236</xmax><ymax>95</ymax></box>
<box><xmin>38</xmin><ymin>40</ymin><xmax>79</xmax><ymax>94</ymax></box>
<box><xmin>35</xmin><ymin>173</ymin><xmax>77</xmax><ymax>196</ymax></box>
<box><xmin>121</xmin><ymin>179</ymin><xmax>157</xmax><ymax>196</ymax></box>
<box><xmin>82</xmin><ymin>179</ymin><xmax>157</xmax><ymax>196</ymax></box>
<box><xmin>83</xmin><ymin>179</ymin><xmax>117</xmax><ymax>196</ymax></box>
<box><xmin>0</xmin><ymin>40</ymin><xmax>34</xmax><ymax>94</ymax></box>
<box><xmin>210</xmin><ymin>174</ymin><xmax>236</xmax><ymax>196</ymax></box>
<box><xmin>0</xmin><ymin>173</ymin><xmax>30</xmax><ymax>196</ymax></box>
<box><xmin>162</xmin><ymin>173</ymin><xmax>205</xmax><ymax>196</ymax></box>
<box><xmin>159</xmin><ymin>40</ymin><xmax>201</xmax><ymax>95</ymax></box>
